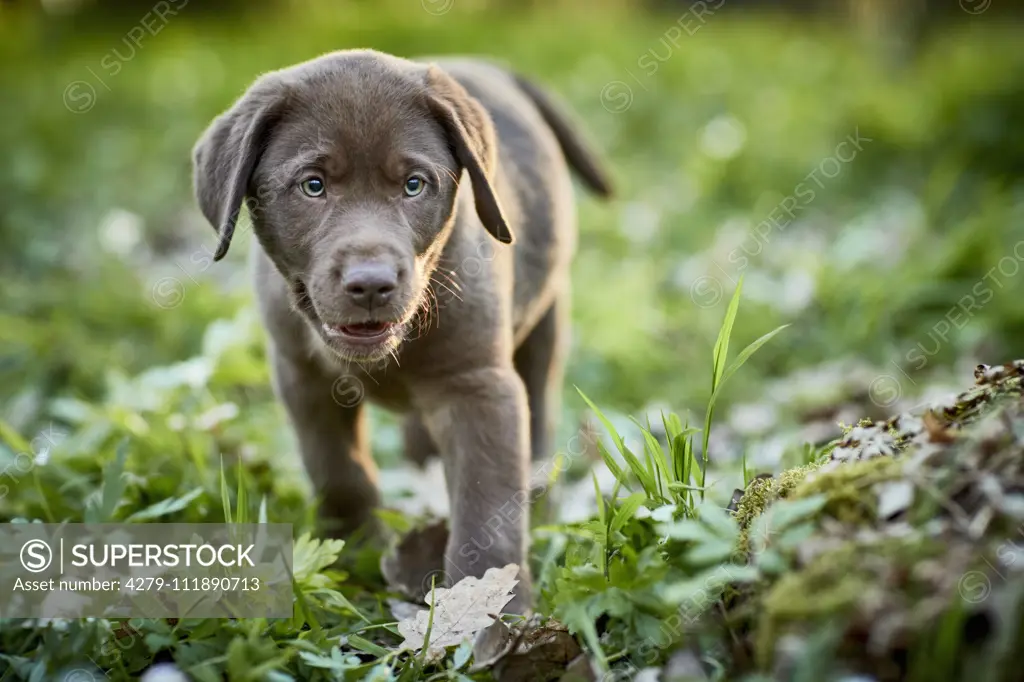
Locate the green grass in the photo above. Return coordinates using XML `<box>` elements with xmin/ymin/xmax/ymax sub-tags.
<box><xmin>2</xmin><ymin>0</ymin><xmax>1024</xmax><ymax>679</ymax></box>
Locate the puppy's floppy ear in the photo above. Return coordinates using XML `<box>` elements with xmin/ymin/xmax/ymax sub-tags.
<box><xmin>424</xmin><ymin>65</ymin><xmax>513</xmax><ymax>245</ymax></box>
<box><xmin>192</xmin><ymin>75</ymin><xmax>288</xmax><ymax>261</ymax></box>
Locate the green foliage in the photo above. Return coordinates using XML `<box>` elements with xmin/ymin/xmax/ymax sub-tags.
<box><xmin>579</xmin><ymin>276</ymin><xmax>785</xmax><ymax>516</ymax></box>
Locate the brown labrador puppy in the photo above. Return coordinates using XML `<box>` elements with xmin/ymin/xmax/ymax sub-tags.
<box><xmin>192</xmin><ymin>49</ymin><xmax>612</xmax><ymax>611</ymax></box>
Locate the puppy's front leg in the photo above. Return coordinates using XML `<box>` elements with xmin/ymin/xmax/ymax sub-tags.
<box><xmin>271</xmin><ymin>351</ymin><xmax>379</xmax><ymax>539</ymax></box>
<box><xmin>419</xmin><ymin>367</ymin><xmax>532</xmax><ymax>612</ymax></box>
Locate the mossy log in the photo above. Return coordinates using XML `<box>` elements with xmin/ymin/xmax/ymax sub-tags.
<box><xmin>724</xmin><ymin>361</ymin><xmax>1024</xmax><ymax>682</ymax></box>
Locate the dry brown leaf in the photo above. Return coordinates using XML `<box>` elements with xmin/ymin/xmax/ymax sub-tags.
<box><xmin>923</xmin><ymin>410</ymin><xmax>956</xmax><ymax>443</ymax></box>
<box><xmin>397</xmin><ymin>563</ymin><xmax>519</xmax><ymax>657</ymax></box>
<box><xmin>495</xmin><ymin>621</ymin><xmax>582</xmax><ymax>682</ymax></box>
<box><xmin>471</xmin><ymin>618</ymin><xmax>518</xmax><ymax>671</ymax></box>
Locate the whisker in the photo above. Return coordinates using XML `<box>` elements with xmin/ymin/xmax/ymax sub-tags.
<box><xmin>435</xmin><ymin>281</ymin><xmax>462</xmax><ymax>303</ymax></box>
<box><xmin>435</xmin><ymin>163</ymin><xmax>460</xmax><ymax>187</ymax></box>
<box><xmin>428</xmin><ymin>282</ymin><xmax>442</xmax><ymax>330</ymax></box>
<box><xmin>437</xmin><ymin>268</ymin><xmax>463</xmax><ymax>290</ymax></box>
<box><xmin>410</xmin><ymin>286</ymin><xmax>437</xmax><ymax>340</ymax></box>
<box><xmin>427</xmin><ymin>284</ymin><xmax>440</xmax><ymax>329</ymax></box>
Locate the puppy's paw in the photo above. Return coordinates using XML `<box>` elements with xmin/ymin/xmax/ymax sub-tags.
<box><xmin>380</xmin><ymin>518</ymin><xmax>450</xmax><ymax>601</ymax></box>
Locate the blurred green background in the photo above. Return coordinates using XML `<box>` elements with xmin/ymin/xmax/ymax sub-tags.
<box><xmin>1</xmin><ymin>0</ymin><xmax>1023</xmax><ymax>475</ymax></box>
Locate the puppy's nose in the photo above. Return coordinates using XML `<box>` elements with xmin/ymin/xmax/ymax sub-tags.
<box><xmin>343</xmin><ymin>264</ymin><xmax>397</xmax><ymax>309</ymax></box>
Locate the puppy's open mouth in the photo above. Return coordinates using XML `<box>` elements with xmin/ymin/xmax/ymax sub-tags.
<box><xmin>322</xmin><ymin>321</ymin><xmax>395</xmax><ymax>341</ymax></box>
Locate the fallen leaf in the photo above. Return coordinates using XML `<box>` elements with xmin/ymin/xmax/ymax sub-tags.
<box><xmin>923</xmin><ymin>410</ymin><xmax>956</xmax><ymax>443</ymax></box>
<box><xmin>560</xmin><ymin>654</ymin><xmax>598</xmax><ymax>682</ymax></box>
<box><xmin>471</xmin><ymin>618</ymin><xmax>518</xmax><ymax>670</ymax></box>
<box><xmin>397</xmin><ymin>563</ymin><xmax>519</xmax><ymax>657</ymax></box>
<box><xmin>493</xmin><ymin>619</ymin><xmax>583</xmax><ymax>682</ymax></box>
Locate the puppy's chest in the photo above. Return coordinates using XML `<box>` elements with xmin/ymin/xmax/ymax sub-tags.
<box><xmin>319</xmin><ymin>354</ymin><xmax>413</xmax><ymax>413</ymax></box>
<box><xmin>360</xmin><ymin>370</ymin><xmax>413</xmax><ymax>411</ymax></box>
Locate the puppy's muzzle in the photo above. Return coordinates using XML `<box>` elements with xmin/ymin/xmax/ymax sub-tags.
<box><xmin>343</xmin><ymin>262</ymin><xmax>399</xmax><ymax>312</ymax></box>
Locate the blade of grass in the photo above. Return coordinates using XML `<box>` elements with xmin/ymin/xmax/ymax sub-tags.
<box><xmin>711</xmin><ymin>275</ymin><xmax>744</xmax><ymax>387</ymax></box>
<box><xmin>644</xmin><ymin>414</ymin><xmax>661</xmax><ymax>495</ymax></box>
<box><xmin>704</xmin><ymin>323</ymin><xmax>790</xmax><ymax>492</ymax></box>
<box><xmin>610</xmin><ymin>492</ymin><xmax>647</xmax><ymax>534</ymax></box>
<box><xmin>348</xmin><ymin>634</ymin><xmax>390</xmax><ymax>658</ymax></box>
<box><xmin>631</xmin><ymin>417</ymin><xmax>669</xmax><ymax>502</ymax></box>
<box><xmin>235</xmin><ymin>457</ymin><xmax>248</xmax><ymax>525</ymax></box>
<box><xmin>699</xmin><ymin>282</ymin><xmax>789</xmax><ymax>503</ymax></box>
<box><xmin>579</xmin><ymin>389</ymin><xmax>658</xmax><ymax>495</ymax></box>
<box><xmin>595</xmin><ymin>441</ymin><xmax>630</xmax><ymax>492</ymax></box>
<box><xmin>592</xmin><ymin>470</ymin><xmax>608</xmax><ymax>576</ymax></box>
<box><xmin>253</xmin><ymin>494</ymin><xmax>269</xmax><ymax>565</ymax></box>
<box><xmin>0</xmin><ymin>419</ymin><xmax>31</xmax><ymax>454</ymax></box>
<box><xmin>660</xmin><ymin>411</ymin><xmax>680</xmax><ymax>486</ymax></box>
<box><xmin>670</xmin><ymin>429</ymin><xmax>699</xmax><ymax>484</ymax></box>
<box><xmin>717</xmin><ymin>325</ymin><xmax>791</xmax><ymax>398</ymax></box>
<box><xmin>418</xmin><ymin>577</ymin><xmax>439</xmax><ymax>669</ymax></box>
<box><xmin>701</xmin><ymin>277</ymin><xmax>745</xmax><ymax>499</ymax></box>
<box><xmin>87</xmin><ymin>438</ymin><xmax>129</xmax><ymax>523</ymax></box>
<box><xmin>220</xmin><ymin>455</ymin><xmax>232</xmax><ymax>525</ymax></box>
<box><xmin>577</xmin><ymin>388</ymin><xmax>627</xmax><ymax>453</ymax></box>
<box><xmin>682</xmin><ymin>421</ymin><xmax>695</xmax><ymax>513</ymax></box>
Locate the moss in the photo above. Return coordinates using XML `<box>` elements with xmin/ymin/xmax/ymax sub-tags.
<box><xmin>755</xmin><ymin>534</ymin><xmax>948</xmax><ymax>669</ymax></box>
<box><xmin>733</xmin><ymin>463</ymin><xmax>820</xmax><ymax>553</ymax></box>
<box><xmin>756</xmin><ymin>543</ymin><xmax>871</xmax><ymax>665</ymax></box>
<box><xmin>733</xmin><ymin>456</ymin><xmax>902</xmax><ymax>555</ymax></box>
<box><xmin>791</xmin><ymin>456</ymin><xmax>903</xmax><ymax>525</ymax></box>
<box><xmin>726</xmin><ymin>362</ymin><xmax>1024</xmax><ymax>679</ymax></box>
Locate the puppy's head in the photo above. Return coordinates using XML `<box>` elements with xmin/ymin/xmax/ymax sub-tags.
<box><xmin>192</xmin><ymin>50</ymin><xmax>512</xmax><ymax>362</ymax></box>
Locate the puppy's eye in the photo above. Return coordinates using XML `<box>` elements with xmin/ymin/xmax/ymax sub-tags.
<box><xmin>299</xmin><ymin>177</ymin><xmax>325</xmax><ymax>197</ymax></box>
<box><xmin>403</xmin><ymin>175</ymin><xmax>426</xmax><ymax>197</ymax></box>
